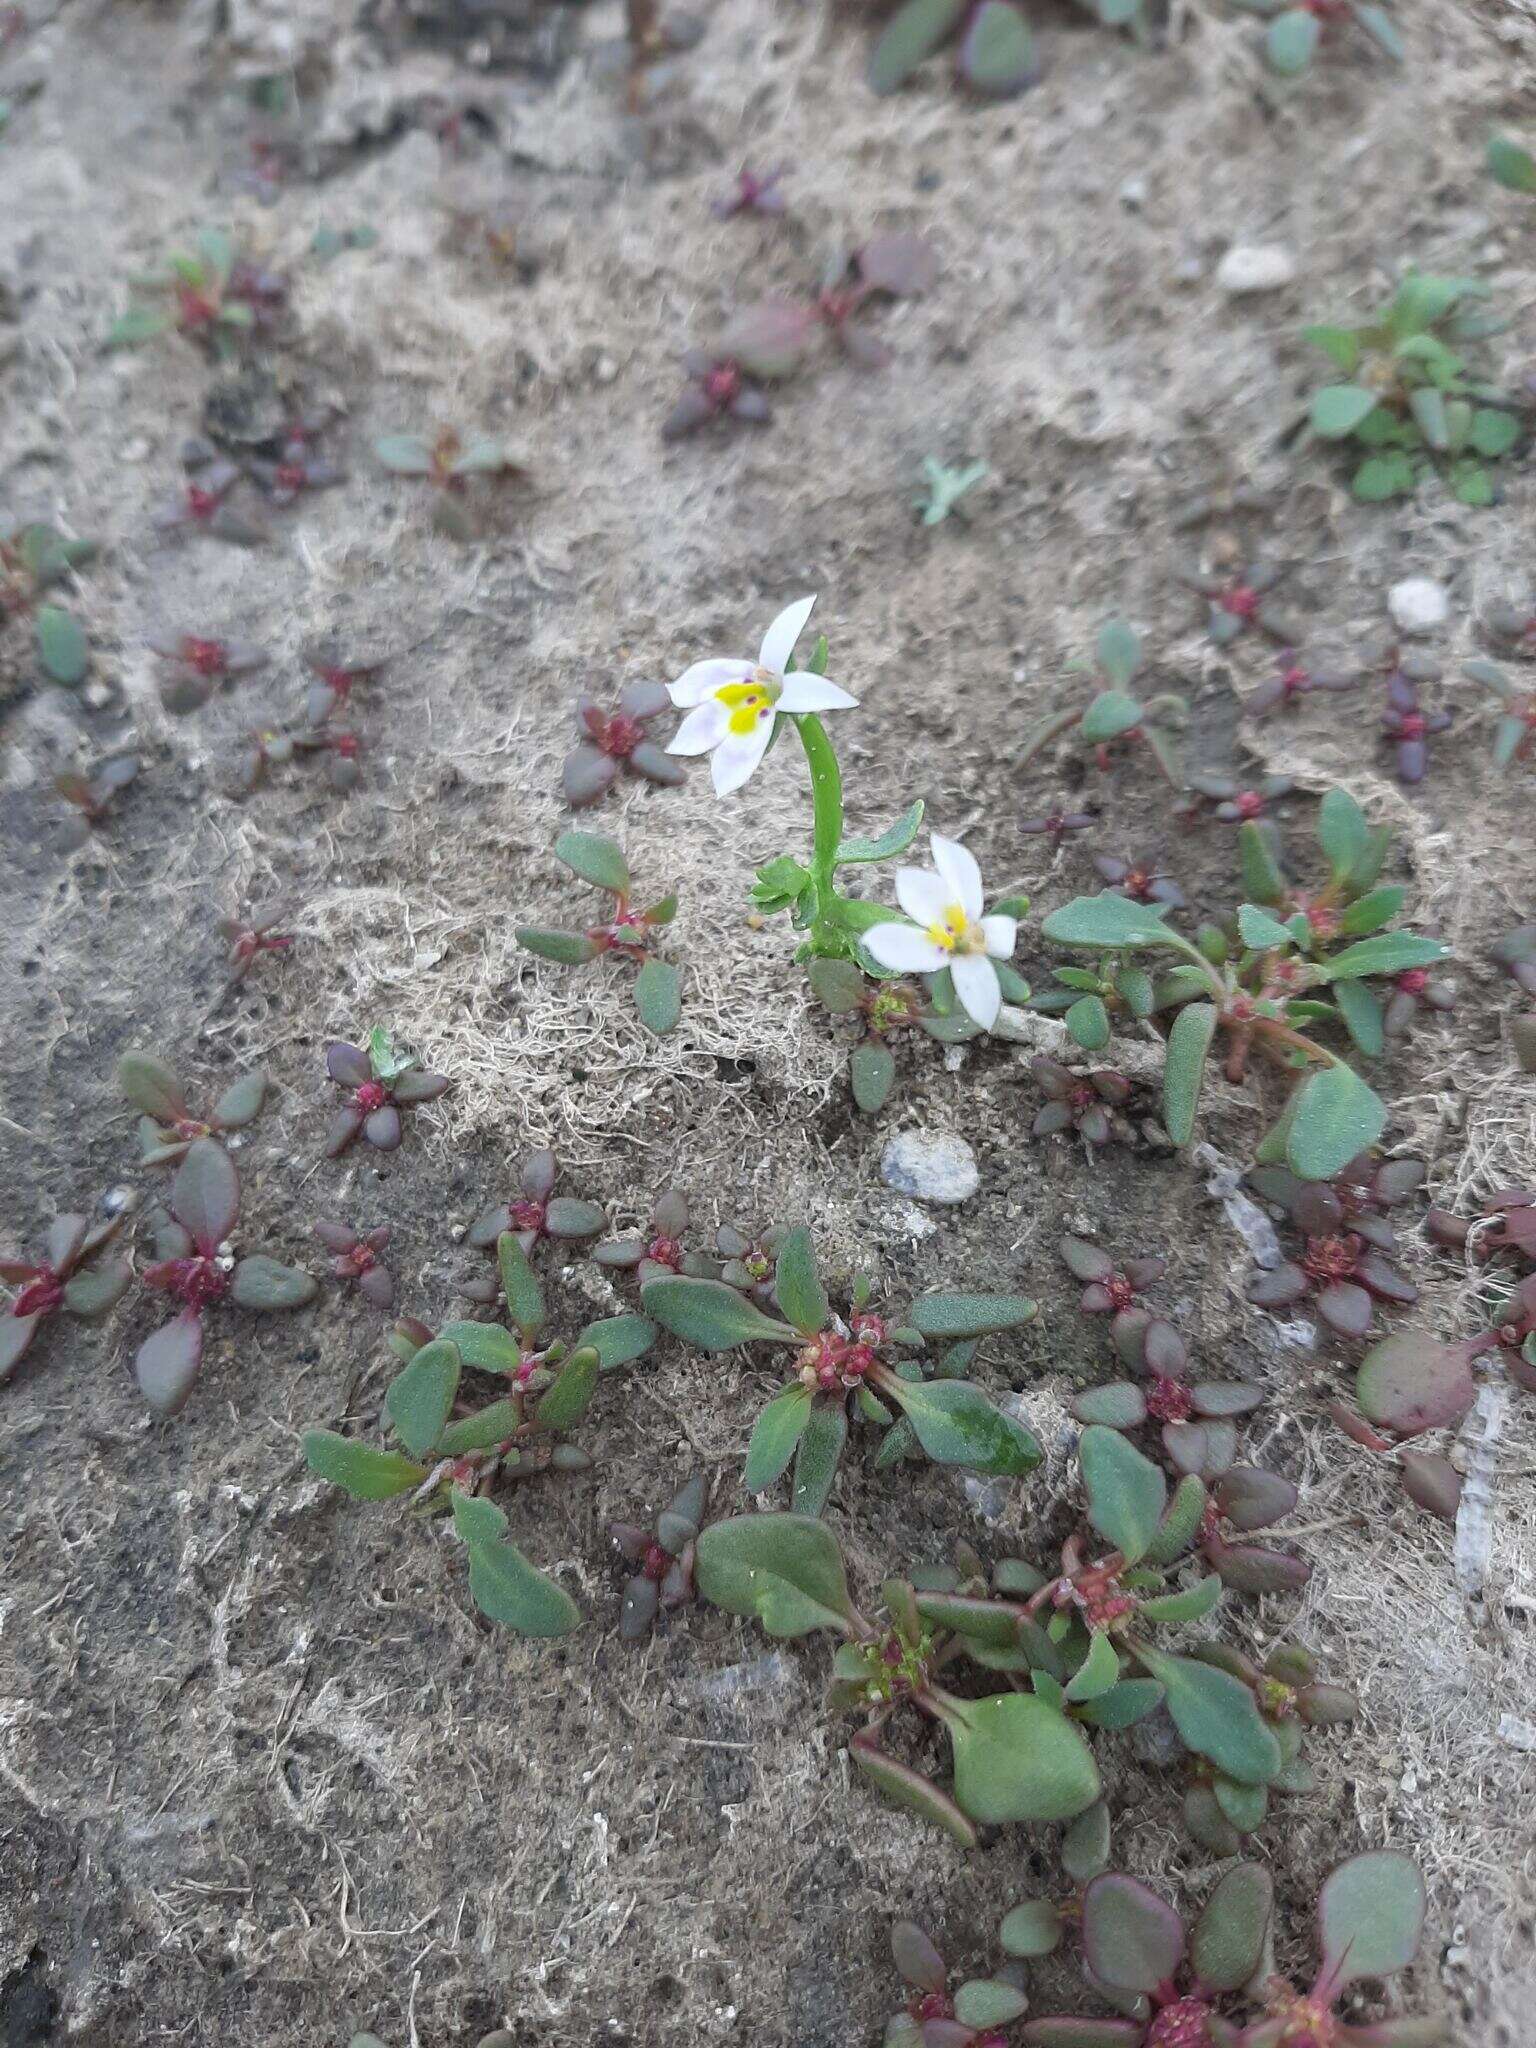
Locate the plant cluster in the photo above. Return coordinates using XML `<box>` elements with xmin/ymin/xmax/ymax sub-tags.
<box><xmin>1</xmin><ymin>1204</ymin><xmax>134</xmax><ymax>1382</ymax></box>
<box><xmin>1235</xmin><ymin>0</ymin><xmax>1403</xmax><ymax>78</ymax></box>
<box><xmin>562</xmin><ymin>679</ymin><xmax>685</xmax><ymax>808</ymax></box>
<box><xmin>515</xmin><ymin>831</ymin><xmax>684</xmax><ymax>1035</ymax></box>
<box><xmin>1305</xmin><ymin>273</ymin><xmax>1523</xmax><ymax>504</ymax></box>
<box><xmin>0</xmin><ymin>520</ymin><xmax>97</xmax><ymax>687</ymax></box>
<box><xmin>107</xmin><ymin>227</ymin><xmax>288</xmax><ymax>358</ymax></box>
<box><xmin>323</xmin><ymin>1030</ymin><xmax>450</xmax><ymax>1155</ymax></box>
<box><xmin>55</xmin><ymin>753</ymin><xmax>139</xmax><ymax>844</ymax></box>
<box><xmin>117</xmin><ymin>1050</ymin><xmax>269</xmax><ymax>1165</ymax></box>
<box><xmin>374</xmin><ymin>427</ymin><xmax>528</xmax><ymax>541</ymax></box>
<box><xmin>867</xmin><ymin>0</ymin><xmax>1150</xmax><ymax>102</ymax></box>
<box><xmin>610</xmin><ymin>1473</ymin><xmax>707</xmax><ymax>1638</ymax></box>
<box><xmin>664</xmin><ymin>233</ymin><xmax>937</xmax><ymax>437</ymax></box>
<box><xmin>304</xmin><ymin>1232</ymin><xmax>657</xmax><ymax>1631</ymax></box>
<box><xmin>1016</xmin><ymin>621</ymin><xmax>1185</xmax><ymax>788</ymax></box>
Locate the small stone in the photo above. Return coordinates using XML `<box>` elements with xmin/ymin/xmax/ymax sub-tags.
<box><xmin>880</xmin><ymin>1130</ymin><xmax>979</xmax><ymax>1205</ymax></box>
<box><xmin>1118</xmin><ymin>175</ymin><xmax>1148</xmax><ymax>211</ymax></box>
<box><xmin>1388</xmin><ymin>576</ymin><xmax>1450</xmax><ymax>635</ymax></box>
<box><xmin>1216</xmin><ymin>244</ymin><xmax>1298</xmax><ymax>295</ymax></box>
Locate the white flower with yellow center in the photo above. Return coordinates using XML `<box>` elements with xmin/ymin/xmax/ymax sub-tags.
<box><xmin>863</xmin><ymin>834</ymin><xmax>1018</xmax><ymax>1032</ymax></box>
<box><xmin>666</xmin><ymin>594</ymin><xmax>858</xmax><ymax>796</ymax></box>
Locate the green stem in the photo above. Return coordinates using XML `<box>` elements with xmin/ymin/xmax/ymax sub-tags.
<box><xmin>791</xmin><ymin>713</ymin><xmax>848</xmax><ymax>954</ymax></box>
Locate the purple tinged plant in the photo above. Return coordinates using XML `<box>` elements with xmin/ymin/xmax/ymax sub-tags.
<box><xmin>134</xmin><ymin>1139</ymin><xmax>316</xmax><ymax>1416</ymax></box>
<box><xmin>515</xmin><ymin>831</ymin><xmax>684</xmax><ymax>1035</ymax></box>
<box><xmin>610</xmin><ymin>1473</ymin><xmax>706</xmax><ymax>1638</ymax></box>
<box><xmin>1176</xmin><ymin>559</ymin><xmax>1307</xmax><ymax>647</ymax></box>
<box><xmin>323</xmin><ymin>1029</ymin><xmax>450</xmax><ymax>1156</ymax></box>
<box><xmin>314</xmin><ymin>1220</ymin><xmax>393</xmax><ymax>1308</ymax></box>
<box><xmin>373</xmin><ymin>426</ymin><xmax>528</xmax><ymax>541</ymax></box>
<box><xmin>867</xmin><ymin>0</ymin><xmax>1042</xmax><ymax>100</ymax></box>
<box><xmin>1021</xmin><ymin>806</ymin><xmax>1095</xmax><ymax>848</ymax></box>
<box><xmin>711</xmin><ymin>164</ymin><xmax>787</xmax><ymax>218</ymax></box>
<box><xmin>1093</xmin><ymin>851</ymin><xmax>1185</xmax><ymax>909</ymax></box>
<box><xmin>55</xmin><ymin>755</ymin><xmax>139</xmax><ymax>843</ymax></box>
<box><xmin>1244</xmin><ymin>1157</ymin><xmax>1422</xmax><ymax>1341</ymax></box>
<box><xmin>1380</xmin><ymin>669</ymin><xmax>1451</xmax><ymax>785</ymax></box>
<box><xmin>1030</xmin><ymin>1060</ymin><xmax>1133</xmax><ymax>1148</ymax></box>
<box><xmin>106</xmin><ymin>228</ymin><xmax>288</xmax><ymax>357</ymax></box>
<box><xmin>563</xmin><ymin>681</ymin><xmax>686</xmax><ymax>806</ymax></box>
<box><xmin>661</xmin><ymin>350</ymin><xmax>774</xmax><ymax>438</ymax></box>
<box><xmin>461</xmin><ymin>1150</ymin><xmax>607</xmax><ymax>1302</ymax></box>
<box><xmin>117</xmin><ymin>1050</ymin><xmax>270</xmax><ymax>1166</ymax></box>
<box><xmin>1016</xmin><ymin>621</ymin><xmax>1185</xmax><ymax>788</ymax></box>
<box><xmin>593</xmin><ymin>1189</ymin><xmax>715</xmax><ymax>1288</ymax></box>
<box><xmin>1246</xmin><ymin>649</ymin><xmax>1361</xmax><ymax>717</ymax></box>
<box><xmin>148</xmin><ymin>629</ymin><xmax>266</xmax><ymax>713</ymax></box>
<box><xmin>1183</xmin><ymin>772</ymin><xmax>1296</xmax><ymax>827</ymax></box>
<box><xmin>152</xmin><ymin>445</ymin><xmax>271</xmax><ymax>547</ymax></box>
<box><xmin>218</xmin><ymin>901</ymin><xmax>295</xmax><ymax>984</ymax></box>
<box><xmin>1</xmin><ymin>1204</ymin><xmax>135</xmax><ymax>1384</ymax></box>
<box><xmin>886</xmin><ymin>1919</ymin><xmax>1028</xmax><ymax>2047</ymax></box>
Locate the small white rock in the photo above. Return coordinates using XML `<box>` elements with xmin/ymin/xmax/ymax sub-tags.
<box><xmin>880</xmin><ymin>1130</ymin><xmax>979</xmax><ymax>1205</ymax></box>
<box><xmin>1388</xmin><ymin>577</ymin><xmax>1450</xmax><ymax>635</ymax></box>
<box><xmin>1118</xmin><ymin>175</ymin><xmax>1148</xmax><ymax>211</ymax></box>
<box><xmin>1216</xmin><ymin>244</ymin><xmax>1298</xmax><ymax>295</ymax></box>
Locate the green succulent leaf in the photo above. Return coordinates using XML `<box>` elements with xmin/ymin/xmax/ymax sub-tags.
<box><xmin>385</xmin><ymin>1338</ymin><xmax>462</xmax><ymax>1456</ymax></box>
<box><xmin>534</xmin><ymin>1345</ymin><xmax>600</xmax><ymax>1431</ymax></box>
<box><xmin>867</xmin><ymin>0</ymin><xmax>968</xmax><ymax>93</ymax></box>
<box><xmin>516</xmin><ymin>927</ymin><xmax>602</xmax><ymax>964</ymax></box>
<box><xmin>775</xmin><ymin>1228</ymin><xmax>830</xmax><ymax>1337</ymax></box>
<box><xmin>1080</xmin><ymin>1426</ymin><xmax>1166</xmax><ymax>1565</ymax></box>
<box><xmin>573</xmin><ymin>1313</ymin><xmax>656</xmax><ymax>1372</ymax></box>
<box><xmin>849</xmin><ymin>1736</ymin><xmax>977</xmax><ymax>1846</ymax></box>
<box><xmin>885</xmin><ymin>1377</ymin><xmax>1042</xmax><ymax>1477</ymax></box>
<box><xmin>1130</xmin><ymin>1645</ymin><xmax>1282</xmax><ymax>1785</ymax></box>
<box><xmin>1316</xmin><ymin>1850</ymin><xmax>1426</xmax><ymax>1994</ymax></box>
<box><xmin>497</xmin><ymin>1232</ymin><xmax>546</xmax><ymax>1339</ymax></box>
<box><xmin>743</xmin><ymin>1383</ymin><xmax>815</xmax><ymax>1492</ymax></box>
<box><xmin>1000</xmin><ymin>1900</ymin><xmax>1065</xmax><ymax>1957</ymax></box>
<box><xmin>1080</xmin><ymin>690</ymin><xmax>1145</xmax><ymax>744</ymax></box>
<box><xmin>948</xmin><ymin>1693</ymin><xmax>1101</xmax><ymax>1823</ymax></box>
<box><xmin>905</xmin><ymin>1291</ymin><xmax>1037</xmax><ymax>1340</ymax></box>
<box><xmin>1265</xmin><ymin>5</ymin><xmax>1321</xmax><ymax>71</ymax></box>
<box><xmin>836</xmin><ymin>799</ymin><xmax>925</xmax><ymax>865</ymax></box>
<box><xmin>634</xmin><ymin>957</ymin><xmax>682</xmax><ymax>1035</ymax></box>
<box><xmin>1286</xmin><ymin>1063</ymin><xmax>1388</xmax><ymax>1179</ymax></box>
<box><xmin>642</xmin><ymin>1276</ymin><xmax>799</xmax><ymax>1351</ymax></box>
<box><xmin>302</xmin><ymin>1430</ymin><xmax>427</xmax><ymax>1499</ymax></box>
<box><xmin>1488</xmin><ymin>134</ymin><xmax>1536</xmax><ymax>194</ymax></box>
<box><xmin>851</xmin><ymin>1039</ymin><xmax>897</xmax><ymax>1114</ymax></box>
<box><xmin>1162</xmin><ymin>1001</ymin><xmax>1217</xmax><ymax>1147</ymax></box>
<box><xmin>1043</xmin><ymin>896</ymin><xmax>1174</xmax><ymax>949</ymax></box>
<box><xmin>435</xmin><ymin>1319</ymin><xmax>521</xmax><ymax>1374</ymax></box>
<box><xmin>451</xmin><ymin>1490</ymin><xmax>580</xmax><ymax>1636</ymax></box>
<box><xmin>1066</xmin><ymin>994</ymin><xmax>1111</xmax><ymax>1050</ymax></box>
<box><xmin>695</xmin><ymin>1512</ymin><xmax>856</xmax><ymax>1636</ymax></box>
<box><xmin>791</xmin><ymin>1400</ymin><xmax>848</xmax><ymax>1517</ymax></box>
<box><xmin>1191</xmin><ymin>1863</ymin><xmax>1274</xmax><ymax>1992</ymax></box>
<box><xmin>1310</xmin><ymin>383</ymin><xmax>1379</xmax><ymax>437</ymax></box>
<box><xmin>36</xmin><ymin>606</ymin><xmax>89</xmax><ymax>686</ymax></box>
<box><xmin>1315</xmin><ymin>934</ymin><xmax>1446</xmax><ymax>981</ymax></box>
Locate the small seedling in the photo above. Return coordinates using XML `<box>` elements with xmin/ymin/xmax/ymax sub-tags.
<box><xmin>814</xmin><ymin>233</ymin><xmax>939</xmax><ymax>370</ymax></box>
<box><xmin>1380</xmin><ymin>667</ymin><xmax>1452</xmax><ymax>784</ymax></box>
<box><xmin>135</xmin><ymin>1139</ymin><xmax>316</xmax><ymax>1415</ymax></box>
<box><xmin>1463</xmin><ymin>658</ymin><xmax>1536</xmax><ymax>770</ymax></box>
<box><xmin>593</xmin><ymin>1189</ymin><xmax>716</xmax><ymax>1286</ymax></box>
<box><xmin>1093</xmin><ymin>849</ymin><xmax>1185</xmax><ymax>909</ymax></box>
<box><xmin>1015</xmin><ymin>620</ymin><xmax>1186</xmax><ymax>786</ymax></box>
<box><xmin>0</xmin><ymin>521</ymin><xmax>97</xmax><ymax>685</ymax></box>
<box><xmin>1</xmin><ymin>1204</ymin><xmax>134</xmax><ymax>1383</ymax></box>
<box><xmin>610</xmin><ymin>1473</ymin><xmax>706</xmax><ymax>1638</ymax></box>
<box><xmin>1233</xmin><ymin>0</ymin><xmax>1403</xmax><ymax>77</ymax></box>
<box><xmin>107</xmin><ymin>228</ymin><xmax>287</xmax><ymax>357</ymax></box>
<box><xmin>915</xmin><ymin>456</ymin><xmax>988</xmax><ymax>526</ymax></box>
<box><xmin>1181</xmin><ymin>1642</ymin><xmax>1355</xmax><ymax>1849</ymax></box>
<box><xmin>303</xmin><ymin>1233</ymin><xmax>655</xmax><ymax>1633</ymax></box>
<box><xmin>151</xmin><ymin>445</ymin><xmax>270</xmax><ymax>547</ymax></box>
<box><xmin>515</xmin><ymin>831</ymin><xmax>684</xmax><ymax>1035</ymax></box>
<box><xmin>218</xmin><ymin>901</ymin><xmax>294</xmax><ymax>984</ymax></box>
<box><xmin>885</xmin><ymin>1920</ymin><xmax>1027</xmax><ymax>2047</ymax></box>
<box><xmin>1247</xmin><ymin>647</ymin><xmax>1360</xmax><ymax>716</ymax></box>
<box><xmin>303</xmin><ymin>647</ymin><xmax>384</xmax><ymax>727</ymax></box>
<box><xmin>374</xmin><ymin>427</ymin><xmax>528</xmax><ymax>541</ymax></box>
<box><xmin>662</xmin><ymin>349</ymin><xmax>773</xmax><ymax>438</ymax></box>
<box><xmin>711</xmin><ymin>164</ymin><xmax>787</xmax><ymax>218</ymax></box>
<box><xmin>461</xmin><ymin>1148</ymin><xmax>607</xmax><ymax>1301</ymax></box>
<box><xmin>1245</xmin><ymin>1154</ymin><xmax>1422</xmax><ymax>1341</ymax></box>
<box><xmin>323</xmin><ymin>1030</ymin><xmax>450</xmax><ymax>1156</ymax></box>
<box><xmin>247</xmin><ymin>409</ymin><xmax>346</xmax><ymax>505</ymax></box>
<box><xmin>55</xmin><ymin>755</ymin><xmax>138</xmax><ymax>844</ymax></box>
<box><xmin>117</xmin><ymin>1050</ymin><xmax>269</xmax><ymax>1166</ymax></box>
<box><xmin>148</xmin><ymin>629</ymin><xmax>266</xmax><ymax>713</ymax></box>
<box><xmin>1182</xmin><ymin>771</ymin><xmax>1296</xmax><ymax>825</ymax></box>
<box><xmin>1305</xmin><ymin>272</ymin><xmax>1523</xmax><ymax>504</ymax></box>
<box><xmin>1487</xmin><ymin>133</ymin><xmax>1536</xmax><ymax>196</ymax></box>
<box><xmin>1021</xmin><ymin>805</ymin><xmax>1094</xmax><ymax>849</ymax></box>
<box><xmin>314</xmin><ymin>1220</ymin><xmax>394</xmax><ymax>1308</ymax></box>
<box><xmin>1039</xmin><ymin>837</ymin><xmax>1446</xmax><ymax>1172</ymax></box>
<box><xmin>1176</xmin><ymin>560</ymin><xmax>1307</xmax><ymax>646</ymax></box>
<box><xmin>563</xmin><ymin>680</ymin><xmax>685</xmax><ymax>807</ymax></box>
<box><xmin>1030</xmin><ymin>1061</ymin><xmax>1133</xmax><ymax>1146</ymax></box>
<box><xmin>643</xmin><ymin>1226</ymin><xmax>1042</xmax><ymax>1512</ymax></box>
<box><xmin>806</xmin><ymin>958</ymin><xmax>959</xmax><ymax>1115</ymax></box>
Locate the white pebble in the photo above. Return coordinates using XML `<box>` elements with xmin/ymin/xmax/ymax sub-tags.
<box><xmin>1216</xmin><ymin>245</ymin><xmax>1298</xmax><ymax>295</ymax></box>
<box><xmin>1388</xmin><ymin>577</ymin><xmax>1450</xmax><ymax>635</ymax></box>
<box><xmin>880</xmin><ymin>1130</ymin><xmax>979</xmax><ymax>1205</ymax></box>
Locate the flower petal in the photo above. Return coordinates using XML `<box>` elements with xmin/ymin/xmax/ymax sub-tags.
<box><xmin>894</xmin><ymin>866</ymin><xmax>950</xmax><ymax>928</ymax></box>
<box><xmin>758</xmin><ymin>594</ymin><xmax>816</xmax><ymax>676</ymax></box>
<box><xmin>980</xmin><ymin>913</ymin><xmax>1017</xmax><ymax>960</ymax></box>
<box><xmin>669</xmin><ymin>657</ymin><xmax>749</xmax><ymax>707</ymax></box>
<box><xmin>776</xmin><ymin>674</ymin><xmax>858</xmax><ymax>714</ymax></box>
<box><xmin>667</xmin><ymin>700</ymin><xmax>730</xmax><ymax>755</ymax></box>
<box><xmin>950</xmin><ymin>952</ymin><xmax>1001</xmax><ymax>1031</ymax></box>
<box><xmin>931</xmin><ymin>833</ymin><xmax>984</xmax><ymax>921</ymax></box>
<box><xmin>711</xmin><ymin>713</ymin><xmax>776</xmax><ymax>796</ymax></box>
<box><xmin>863</xmin><ymin>922</ymin><xmax>950</xmax><ymax>974</ymax></box>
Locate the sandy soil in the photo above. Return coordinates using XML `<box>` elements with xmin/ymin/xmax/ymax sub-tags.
<box><xmin>2</xmin><ymin>0</ymin><xmax>1535</xmax><ymax>2043</ymax></box>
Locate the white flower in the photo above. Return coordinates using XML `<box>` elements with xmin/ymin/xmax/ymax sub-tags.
<box><xmin>862</xmin><ymin>834</ymin><xmax>1017</xmax><ymax>1032</ymax></box>
<box><xmin>666</xmin><ymin>594</ymin><xmax>858</xmax><ymax>796</ymax></box>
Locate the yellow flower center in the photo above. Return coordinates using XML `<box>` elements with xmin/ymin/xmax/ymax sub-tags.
<box><xmin>925</xmin><ymin>904</ymin><xmax>984</xmax><ymax>954</ymax></box>
<box><xmin>716</xmin><ymin>671</ymin><xmax>781</xmax><ymax>736</ymax></box>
